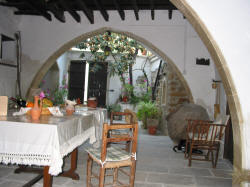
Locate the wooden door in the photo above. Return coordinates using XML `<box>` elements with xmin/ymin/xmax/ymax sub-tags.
<box><xmin>68</xmin><ymin>60</ymin><xmax>86</xmax><ymax>103</ymax></box>
<box><xmin>88</xmin><ymin>62</ymin><xmax>108</xmax><ymax>107</ymax></box>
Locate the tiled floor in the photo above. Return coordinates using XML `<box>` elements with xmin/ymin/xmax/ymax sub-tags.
<box><xmin>0</xmin><ymin>128</ymin><xmax>233</xmax><ymax>187</ymax></box>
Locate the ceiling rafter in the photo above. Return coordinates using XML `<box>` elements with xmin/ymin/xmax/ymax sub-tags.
<box><xmin>75</xmin><ymin>0</ymin><xmax>94</xmax><ymax>24</ymax></box>
<box><xmin>113</xmin><ymin>0</ymin><xmax>125</xmax><ymax>21</ymax></box>
<box><xmin>23</xmin><ymin>0</ymin><xmax>52</xmax><ymax>21</ymax></box>
<box><xmin>149</xmin><ymin>0</ymin><xmax>154</xmax><ymax>20</ymax></box>
<box><xmin>131</xmin><ymin>0</ymin><xmax>139</xmax><ymax>20</ymax></box>
<box><xmin>93</xmin><ymin>0</ymin><xmax>109</xmax><ymax>21</ymax></box>
<box><xmin>50</xmin><ymin>7</ymin><xmax>65</xmax><ymax>23</ymax></box>
<box><xmin>59</xmin><ymin>0</ymin><xmax>81</xmax><ymax>23</ymax></box>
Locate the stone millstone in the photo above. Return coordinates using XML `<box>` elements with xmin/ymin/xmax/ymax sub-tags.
<box><xmin>167</xmin><ymin>103</ymin><xmax>210</xmax><ymax>144</ymax></box>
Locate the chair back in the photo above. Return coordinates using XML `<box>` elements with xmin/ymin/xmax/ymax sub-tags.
<box><xmin>100</xmin><ymin>122</ymin><xmax>138</xmax><ymax>163</ymax></box>
<box><xmin>110</xmin><ymin>110</ymin><xmax>137</xmax><ymax>124</ymax></box>
<box><xmin>186</xmin><ymin>119</ymin><xmax>227</xmax><ymax>143</ymax></box>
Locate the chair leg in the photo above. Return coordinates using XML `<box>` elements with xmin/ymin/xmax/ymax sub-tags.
<box><xmin>185</xmin><ymin>140</ymin><xmax>189</xmax><ymax>158</ymax></box>
<box><xmin>87</xmin><ymin>154</ymin><xmax>93</xmax><ymax>187</ymax></box>
<box><xmin>113</xmin><ymin>168</ymin><xmax>118</xmax><ymax>185</ymax></box>
<box><xmin>129</xmin><ymin>161</ymin><xmax>136</xmax><ymax>187</ymax></box>
<box><xmin>214</xmin><ymin>145</ymin><xmax>220</xmax><ymax>168</ymax></box>
<box><xmin>188</xmin><ymin>143</ymin><xmax>193</xmax><ymax>167</ymax></box>
<box><xmin>99</xmin><ymin>167</ymin><xmax>105</xmax><ymax>187</ymax></box>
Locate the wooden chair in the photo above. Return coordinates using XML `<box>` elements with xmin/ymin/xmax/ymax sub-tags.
<box><xmin>185</xmin><ymin>115</ymin><xmax>230</xmax><ymax>168</ymax></box>
<box><xmin>85</xmin><ymin>122</ymin><xmax>138</xmax><ymax>187</ymax></box>
<box><xmin>110</xmin><ymin>110</ymin><xmax>138</xmax><ymax>152</ymax></box>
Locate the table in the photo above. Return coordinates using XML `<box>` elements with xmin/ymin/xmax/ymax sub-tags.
<box><xmin>0</xmin><ymin>112</ymin><xmax>97</xmax><ymax>186</ymax></box>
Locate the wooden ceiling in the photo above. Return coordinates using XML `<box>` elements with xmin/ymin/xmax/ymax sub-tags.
<box><xmin>0</xmin><ymin>0</ymin><xmax>178</xmax><ymax>23</ymax></box>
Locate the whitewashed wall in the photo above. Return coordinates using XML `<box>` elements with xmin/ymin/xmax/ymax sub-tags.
<box><xmin>186</xmin><ymin>0</ymin><xmax>250</xmax><ymax>177</ymax></box>
<box><xmin>0</xmin><ymin>7</ymin><xmax>20</xmax><ymax>97</ymax></box>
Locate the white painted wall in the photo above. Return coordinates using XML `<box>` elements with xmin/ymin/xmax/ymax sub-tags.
<box><xmin>0</xmin><ymin>7</ymin><xmax>20</xmax><ymax>98</ymax></box>
<box><xmin>13</xmin><ymin>10</ymin><xmax>217</xmax><ymax>117</ymax></box>
<box><xmin>186</xmin><ymin>0</ymin><xmax>250</xmax><ymax>174</ymax></box>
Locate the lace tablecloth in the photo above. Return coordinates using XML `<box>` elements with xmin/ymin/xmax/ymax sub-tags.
<box><xmin>0</xmin><ymin>114</ymin><xmax>96</xmax><ymax>175</ymax></box>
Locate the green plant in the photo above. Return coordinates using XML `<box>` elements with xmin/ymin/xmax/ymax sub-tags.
<box><xmin>137</xmin><ymin>101</ymin><xmax>161</xmax><ymax>128</ymax></box>
<box><xmin>107</xmin><ymin>104</ymin><xmax>122</xmax><ymax>119</ymax></box>
<box><xmin>107</xmin><ymin>104</ymin><xmax>121</xmax><ymax>113</ymax></box>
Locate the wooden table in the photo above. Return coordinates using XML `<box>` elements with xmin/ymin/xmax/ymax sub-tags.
<box><xmin>0</xmin><ymin>113</ymin><xmax>97</xmax><ymax>187</ymax></box>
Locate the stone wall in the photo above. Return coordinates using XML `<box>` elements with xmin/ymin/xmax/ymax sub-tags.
<box><xmin>156</xmin><ymin>63</ymin><xmax>190</xmax><ymax>114</ymax></box>
<box><xmin>155</xmin><ymin>63</ymin><xmax>191</xmax><ymax>134</ymax></box>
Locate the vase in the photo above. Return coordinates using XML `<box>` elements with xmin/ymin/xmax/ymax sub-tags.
<box><xmin>30</xmin><ymin>96</ymin><xmax>42</xmax><ymax>120</ymax></box>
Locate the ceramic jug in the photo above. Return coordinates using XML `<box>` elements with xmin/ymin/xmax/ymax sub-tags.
<box><xmin>30</xmin><ymin>96</ymin><xmax>42</xmax><ymax>120</ymax></box>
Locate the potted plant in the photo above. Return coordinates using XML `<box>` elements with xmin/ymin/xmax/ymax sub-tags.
<box><xmin>137</xmin><ymin>101</ymin><xmax>161</xmax><ymax>133</ymax></box>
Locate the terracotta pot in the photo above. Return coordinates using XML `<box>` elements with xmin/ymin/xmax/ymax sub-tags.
<box><xmin>122</xmin><ymin>96</ymin><xmax>128</xmax><ymax>102</ymax></box>
<box><xmin>148</xmin><ymin>126</ymin><xmax>157</xmax><ymax>135</ymax></box>
<box><xmin>30</xmin><ymin>96</ymin><xmax>42</xmax><ymax>120</ymax></box>
<box><xmin>87</xmin><ymin>97</ymin><xmax>97</xmax><ymax>108</ymax></box>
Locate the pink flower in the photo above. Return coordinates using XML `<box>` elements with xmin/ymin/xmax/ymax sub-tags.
<box><xmin>39</xmin><ymin>91</ymin><xmax>45</xmax><ymax>99</ymax></box>
<box><xmin>144</xmin><ymin>79</ymin><xmax>147</xmax><ymax>82</ymax></box>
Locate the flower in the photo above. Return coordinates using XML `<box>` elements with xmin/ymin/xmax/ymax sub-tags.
<box><xmin>39</xmin><ymin>91</ymin><xmax>45</xmax><ymax>99</ymax></box>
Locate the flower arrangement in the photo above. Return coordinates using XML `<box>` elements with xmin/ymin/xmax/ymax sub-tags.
<box><xmin>39</xmin><ymin>75</ymin><xmax>68</xmax><ymax>106</ymax></box>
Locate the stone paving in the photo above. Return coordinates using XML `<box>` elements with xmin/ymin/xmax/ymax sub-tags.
<box><xmin>0</xmin><ymin>127</ymin><xmax>233</xmax><ymax>187</ymax></box>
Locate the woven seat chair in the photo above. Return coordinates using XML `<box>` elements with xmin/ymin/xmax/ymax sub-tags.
<box><xmin>85</xmin><ymin>122</ymin><xmax>138</xmax><ymax>187</ymax></box>
<box><xmin>185</xmin><ymin>115</ymin><xmax>229</xmax><ymax>168</ymax></box>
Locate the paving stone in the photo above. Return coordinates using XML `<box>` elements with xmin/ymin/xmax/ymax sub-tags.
<box><xmin>210</xmin><ymin>169</ymin><xmax>233</xmax><ymax>178</ymax></box>
<box><xmin>147</xmin><ymin>173</ymin><xmax>194</xmax><ymax>186</ymax></box>
<box><xmin>195</xmin><ymin>176</ymin><xmax>232</xmax><ymax>187</ymax></box>
<box><xmin>5</xmin><ymin>172</ymin><xmax>39</xmax><ymax>182</ymax></box>
<box><xmin>0</xmin><ymin>167</ymin><xmax>15</xmax><ymax>178</ymax></box>
<box><xmin>0</xmin><ymin>180</ymin><xmax>26</xmax><ymax>187</ymax></box>
<box><xmin>135</xmin><ymin>182</ymin><xmax>163</xmax><ymax>187</ymax></box>
<box><xmin>168</xmin><ymin>167</ymin><xmax>212</xmax><ymax>177</ymax></box>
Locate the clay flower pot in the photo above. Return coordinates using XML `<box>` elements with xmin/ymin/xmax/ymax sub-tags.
<box><xmin>87</xmin><ymin>97</ymin><xmax>97</xmax><ymax>108</ymax></box>
<box><xmin>148</xmin><ymin>126</ymin><xmax>157</xmax><ymax>135</ymax></box>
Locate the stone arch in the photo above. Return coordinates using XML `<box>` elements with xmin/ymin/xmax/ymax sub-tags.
<box><xmin>171</xmin><ymin>0</ymin><xmax>243</xmax><ymax>184</ymax></box>
<box><xmin>27</xmin><ymin>27</ymin><xmax>194</xmax><ymax>105</ymax></box>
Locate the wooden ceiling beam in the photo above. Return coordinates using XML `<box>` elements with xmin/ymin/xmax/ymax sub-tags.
<box><xmin>149</xmin><ymin>0</ymin><xmax>154</xmax><ymax>20</ymax></box>
<box><xmin>168</xmin><ymin>9</ymin><xmax>172</xmax><ymax>19</ymax></box>
<box><xmin>59</xmin><ymin>0</ymin><xmax>81</xmax><ymax>22</ymax></box>
<box><xmin>93</xmin><ymin>0</ymin><xmax>109</xmax><ymax>21</ymax></box>
<box><xmin>23</xmin><ymin>0</ymin><xmax>52</xmax><ymax>21</ymax></box>
<box><xmin>50</xmin><ymin>9</ymin><xmax>65</xmax><ymax>23</ymax></box>
<box><xmin>112</xmin><ymin>0</ymin><xmax>125</xmax><ymax>21</ymax></box>
<box><xmin>75</xmin><ymin>0</ymin><xmax>94</xmax><ymax>24</ymax></box>
<box><xmin>131</xmin><ymin>0</ymin><xmax>139</xmax><ymax>20</ymax></box>
<box><xmin>14</xmin><ymin>10</ymin><xmax>41</xmax><ymax>15</ymax></box>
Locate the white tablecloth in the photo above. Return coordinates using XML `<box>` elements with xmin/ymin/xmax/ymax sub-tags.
<box><xmin>75</xmin><ymin>107</ymin><xmax>107</xmax><ymax>148</ymax></box>
<box><xmin>0</xmin><ymin>113</ymin><xmax>96</xmax><ymax>175</ymax></box>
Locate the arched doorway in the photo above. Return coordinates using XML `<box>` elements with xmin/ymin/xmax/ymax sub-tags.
<box><xmin>26</xmin><ymin>27</ymin><xmax>194</xmax><ymax>105</ymax></box>
<box><xmin>170</xmin><ymin>0</ymin><xmax>243</xmax><ymax>185</ymax></box>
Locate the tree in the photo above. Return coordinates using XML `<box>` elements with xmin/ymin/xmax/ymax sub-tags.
<box><xmin>76</xmin><ymin>31</ymin><xmax>145</xmax><ymax>96</ymax></box>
